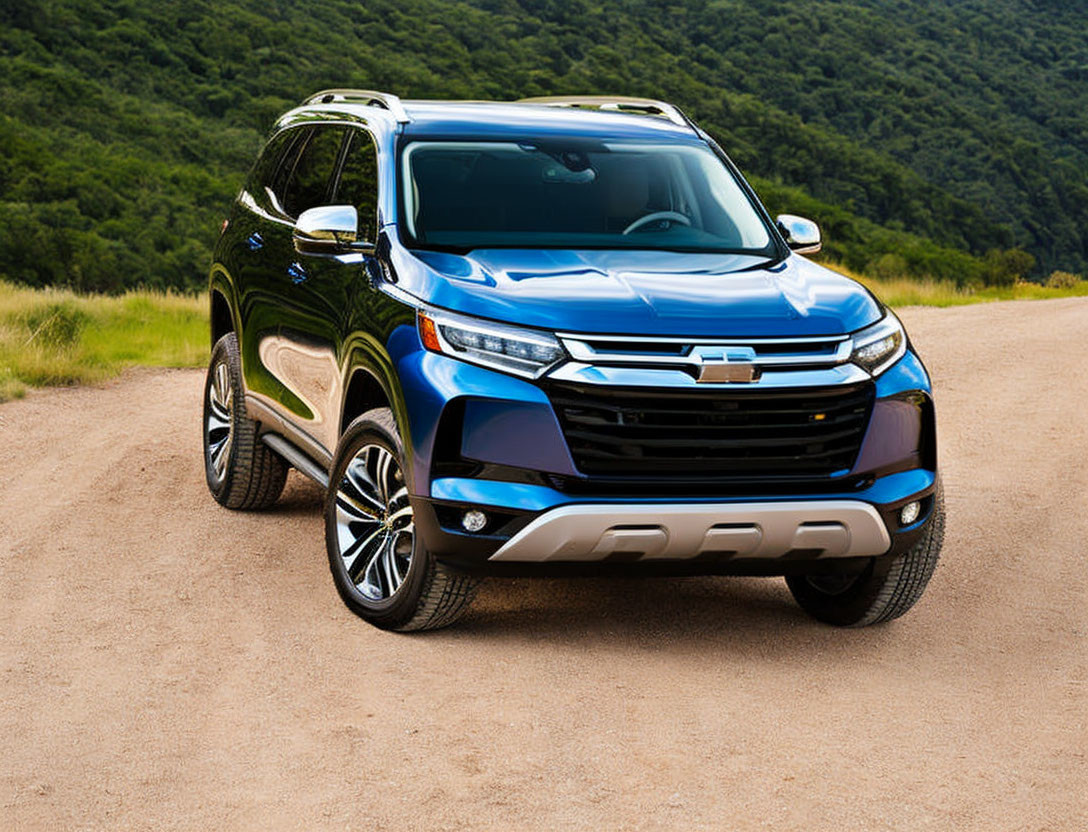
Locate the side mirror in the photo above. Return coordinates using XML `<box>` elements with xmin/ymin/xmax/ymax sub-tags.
<box><xmin>293</xmin><ymin>205</ymin><xmax>370</xmax><ymax>254</ymax></box>
<box><xmin>776</xmin><ymin>214</ymin><xmax>821</xmax><ymax>255</ymax></box>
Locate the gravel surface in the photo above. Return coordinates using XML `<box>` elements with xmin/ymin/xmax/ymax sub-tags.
<box><xmin>2</xmin><ymin>298</ymin><xmax>1086</xmax><ymax>830</ymax></box>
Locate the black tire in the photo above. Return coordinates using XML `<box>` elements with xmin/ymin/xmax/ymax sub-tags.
<box><xmin>324</xmin><ymin>407</ymin><xmax>481</xmax><ymax>631</ymax></box>
<box><xmin>786</xmin><ymin>487</ymin><xmax>945</xmax><ymax>627</ymax></box>
<box><xmin>202</xmin><ymin>332</ymin><xmax>287</xmax><ymax>510</ymax></box>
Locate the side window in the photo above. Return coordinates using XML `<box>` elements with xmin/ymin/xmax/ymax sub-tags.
<box><xmin>281</xmin><ymin>126</ymin><xmax>346</xmax><ymax>219</ymax></box>
<box><xmin>333</xmin><ymin>129</ymin><xmax>379</xmax><ymax>241</ymax></box>
<box><xmin>268</xmin><ymin>129</ymin><xmax>309</xmax><ymax>213</ymax></box>
<box><xmin>247</xmin><ymin>130</ymin><xmax>297</xmax><ymax>215</ymax></box>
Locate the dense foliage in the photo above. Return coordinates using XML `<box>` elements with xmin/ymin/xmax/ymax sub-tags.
<box><xmin>1</xmin><ymin>0</ymin><xmax>1084</xmax><ymax>292</ymax></box>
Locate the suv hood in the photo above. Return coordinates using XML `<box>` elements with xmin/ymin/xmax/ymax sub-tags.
<box><xmin>399</xmin><ymin>248</ymin><xmax>881</xmax><ymax>337</ymax></box>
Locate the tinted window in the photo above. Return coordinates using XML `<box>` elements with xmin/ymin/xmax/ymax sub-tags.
<box><xmin>333</xmin><ymin>129</ymin><xmax>379</xmax><ymax>241</ymax></box>
<box><xmin>247</xmin><ymin>130</ymin><xmax>301</xmax><ymax>215</ymax></box>
<box><xmin>402</xmin><ymin>140</ymin><xmax>772</xmax><ymax>253</ymax></box>
<box><xmin>282</xmin><ymin>127</ymin><xmax>346</xmax><ymax>219</ymax></box>
<box><xmin>269</xmin><ymin>129</ymin><xmax>309</xmax><ymax>212</ymax></box>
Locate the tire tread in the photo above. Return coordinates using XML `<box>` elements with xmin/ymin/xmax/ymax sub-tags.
<box><xmin>205</xmin><ymin>333</ymin><xmax>287</xmax><ymax>511</ymax></box>
<box><xmin>855</xmin><ymin>489</ymin><xmax>945</xmax><ymax>626</ymax></box>
<box><xmin>397</xmin><ymin>559</ymin><xmax>482</xmax><ymax>632</ymax></box>
<box><xmin>786</xmin><ymin>485</ymin><xmax>945</xmax><ymax>627</ymax></box>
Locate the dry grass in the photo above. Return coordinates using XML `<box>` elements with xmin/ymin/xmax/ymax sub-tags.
<box><xmin>0</xmin><ymin>281</ymin><xmax>207</xmax><ymax>402</ymax></box>
<box><xmin>824</xmin><ymin>263</ymin><xmax>1088</xmax><ymax>307</ymax></box>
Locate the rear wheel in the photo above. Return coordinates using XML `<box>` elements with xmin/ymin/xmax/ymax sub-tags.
<box><xmin>325</xmin><ymin>407</ymin><xmax>481</xmax><ymax>631</ymax></box>
<box><xmin>202</xmin><ymin>333</ymin><xmax>287</xmax><ymax>510</ymax></box>
<box><xmin>786</xmin><ymin>487</ymin><xmax>944</xmax><ymax>626</ymax></box>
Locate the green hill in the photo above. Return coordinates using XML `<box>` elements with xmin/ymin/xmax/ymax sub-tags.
<box><xmin>1</xmin><ymin>0</ymin><xmax>1084</xmax><ymax>292</ymax></box>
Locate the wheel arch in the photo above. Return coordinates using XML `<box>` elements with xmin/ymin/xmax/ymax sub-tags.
<box><xmin>341</xmin><ymin>367</ymin><xmax>394</xmax><ymax>435</ymax></box>
<box><xmin>208</xmin><ymin>267</ymin><xmax>239</xmax><ymax>349</ymax></box>
<box><xmin>210</xmin><ymin>289</ymin><xmax>234</xmax><ymax>347</ymax></box>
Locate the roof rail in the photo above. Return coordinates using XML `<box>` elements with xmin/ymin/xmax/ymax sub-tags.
<box><xmin>302</xmin><ymin>89</ymin><xmax>410</xmax><ymax>123</ymax></box>
<box><xmin>518</xmin><ymin>96</ymin><xmax>690</xmax><ymax>128</ymax></box>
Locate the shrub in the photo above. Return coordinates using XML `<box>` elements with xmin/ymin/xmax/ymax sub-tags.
<box><xmin>1045</xmin><ymin>270</ymin><xmax>1081</xmax><ymax>289</ymax></box>
<box><xmin>865</xmin><ymin>253</ymin><xmax>909</xmax><ymax>281</ymax></box>
<box><xmin>982</xmin><ymin>248</ymin><xmax>1036</xmax><ymax>287</ymax></box>
<box><xmin>21</xmin><ymin>301</ymin><xmax>90</xmax><ymax>349</ymax></box>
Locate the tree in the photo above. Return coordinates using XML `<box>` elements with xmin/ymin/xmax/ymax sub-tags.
<box><xmin>982</xmin><ymin>249</ymin><xmax>1036</xmax><ymax>288</ymax></box>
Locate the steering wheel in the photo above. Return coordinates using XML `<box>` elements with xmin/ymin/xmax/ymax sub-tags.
<box><xmin>622</xmin><ymin>211</ymin><xmax>692</xmax><ymax>235</ymax></box>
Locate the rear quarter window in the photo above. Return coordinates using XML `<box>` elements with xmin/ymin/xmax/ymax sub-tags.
<box><xmin>246</xmin><ymin>129</ymin><xmax>305</xmax><ymax>217</ymax></box>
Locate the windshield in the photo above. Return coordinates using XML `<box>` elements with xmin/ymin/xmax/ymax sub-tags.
<box><xmin>400</xmin><ymin>139</ymin><xmax>774</xmax><ymax>253</ymax></box>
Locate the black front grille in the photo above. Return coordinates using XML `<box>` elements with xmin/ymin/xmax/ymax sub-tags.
<box><xmin>546</xmin><ymin>382</ymin><xmax>874</xmax><ymax>481</ymax></box>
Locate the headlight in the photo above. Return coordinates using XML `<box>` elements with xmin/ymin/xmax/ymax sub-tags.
<box><xmin>417</xmin><ymin>309</ymin><xmax>565</xmax><ymax>378</ymax></box>
<box><xmin>850</xmin><ymin>313</ymin><xmax>906</xmax><ymax>376</ymax></box>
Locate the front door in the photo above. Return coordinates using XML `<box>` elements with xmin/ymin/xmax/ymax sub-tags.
<box><xmin>268</xmin><ymin>124</ymin><xmax>384</xmax><ymax>457</ymax></box>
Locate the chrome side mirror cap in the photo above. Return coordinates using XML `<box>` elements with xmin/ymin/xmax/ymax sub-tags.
<box><xmin>776</xmin><ymin>214</ymin><xmax>822</xmax><ymax>255</ymax></box>
<box><xmin>293</xmin><ymin>205</ymin><xmax>369</xmax><ymax>254</ymax></box>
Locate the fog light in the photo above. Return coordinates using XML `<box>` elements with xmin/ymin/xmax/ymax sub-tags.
<box><xmin>462</xmin><ymin>509</ymin><xmax>488</xmax><ymax>533</ymax></box>
<box><xmin>900</xmin><ymin>501</ymin><xmax>921</xmax><ymax>526</ymax></box>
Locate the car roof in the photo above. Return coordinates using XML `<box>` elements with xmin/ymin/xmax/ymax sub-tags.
<box><xmin>397</xmin><ymin>100</ymin><xmax>699</xmax><ymax>142</ymax></box>
<box><xmin>279</xmin><ymin>97</ymin><xmax>703</xmax><ymax>144</ymax></box>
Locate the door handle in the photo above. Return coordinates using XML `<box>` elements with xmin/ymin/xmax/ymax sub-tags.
<box><xmin>287</xmin><ymin>262</ymin><xmax>308</xmax><ymax>284</ymax></box>
<box><xmin>245</xmin><ymin>231</ymin><xmax>263</xmax><ymax>251</ymax></box>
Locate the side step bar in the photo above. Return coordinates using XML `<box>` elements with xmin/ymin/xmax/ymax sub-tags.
<box><xmin>261</xmin><ymin>433</ymin><xmax>329</xmax><ymax>489</ymax></box>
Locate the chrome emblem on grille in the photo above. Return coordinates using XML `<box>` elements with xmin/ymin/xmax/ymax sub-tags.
<box><xmin>693</xmin><ymin>346</ymin><xmax>759</xmax><ymax>383</ymax></box>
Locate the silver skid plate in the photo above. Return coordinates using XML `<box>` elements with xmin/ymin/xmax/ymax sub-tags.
<box><xmin>489</xmin><ymin>501</ymin><xmax>891</xmax><ymax>562</ymax></box>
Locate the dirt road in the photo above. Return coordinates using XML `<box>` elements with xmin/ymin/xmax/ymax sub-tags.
<box><xmin>2</xmin><ymin>298</ymin><xmax>1086</xmax><ymax>830</ymax></box>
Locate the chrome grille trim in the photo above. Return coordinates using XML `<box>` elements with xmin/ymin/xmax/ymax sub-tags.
<box><xmin>556</xmin><ymin>332</ymin><xmax>851</xmax><ymax>345</ymax></box>
<box><xmin>548</xmin><ymin>362</ymin><xmax>870</xmax><ymax>389</ymax></box>
<box><xmin>562</xmin><ymin>336</ymin><xmax>853</xmax><ymax>367</ymax></box>
<box><xmin>551</xmin><ymin>332</ymin><xmax>861</xmax><ymax>388</ymax></box>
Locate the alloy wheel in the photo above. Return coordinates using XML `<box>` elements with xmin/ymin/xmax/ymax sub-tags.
<box><xmin>205</xmin><ymin>359</ymin><xmax>234</xmax><ymax>483</ymax></box>
<box><xmin>334</xmin><ymin>444</ymin><xmax>414</xmax><ymax>601</ymax></box>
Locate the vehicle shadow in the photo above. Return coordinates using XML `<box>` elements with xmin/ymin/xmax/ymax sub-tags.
<box><xmin>268</xmin><ymin>472</ymin><xmax>326</xmax><ymax>517</ymax></box>
<box><xmin>269</xmin><ymin>474</ymin><xmax>897</xmax><ymax>654</ymax></box>
<box><xmin>442</xmin><ymin>574</ymin><xmax>885</xmax><ymax>658</ymax></box>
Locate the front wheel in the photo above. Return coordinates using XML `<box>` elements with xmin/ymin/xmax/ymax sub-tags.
<box><xmin>786</xmin><ymin>487</ymin><xmax>945</xmax><ymax>627</ymax></box>
<box><xmin>324</xmin><ymin>407</ymin><xmax>481</xmax><ymax>631</ymax></box>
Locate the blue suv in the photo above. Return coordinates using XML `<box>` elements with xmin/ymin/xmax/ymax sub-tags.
<box><xmin>204</xmin><ymin>91</ymin><xmax>943</xmax><ymax>631</ymax></box>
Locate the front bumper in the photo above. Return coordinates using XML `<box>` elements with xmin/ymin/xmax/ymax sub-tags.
<box><xmin>390</xmin><ymin>324</ymin><xmax>938</xmax><ymax>576</ymax></box>
<box><xmin>411</xmin><ymin>467</ymin><xmax>938</xmax><ymax>576</ymax></box>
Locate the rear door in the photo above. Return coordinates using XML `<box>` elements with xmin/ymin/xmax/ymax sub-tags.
<box><xmin>230</xmin><ymin>126</ymin><xmax>308</xmax><ymax>406</ymax></box>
